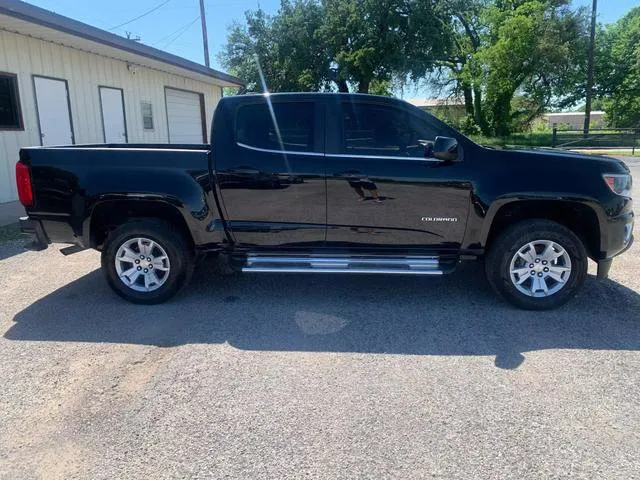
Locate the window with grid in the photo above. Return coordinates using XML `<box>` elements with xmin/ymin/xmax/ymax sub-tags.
<box><xmin>141</xmin><ymin>101</ymin><xmax>154</xmax><ymax>130</ymax></box>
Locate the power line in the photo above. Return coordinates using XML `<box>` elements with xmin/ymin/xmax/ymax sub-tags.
<box><xmin>152</xmin><ymin>16</ymin><xmax>199</xmax><ymax>46</ymax></box>
<box><xmin>162</xmin><ymin>18</ymin><xmax>200</xmax><ymax>48</ymax></box>
<box><xmin>109</xmin><ymin>0</ymin><xmax>171</xmax><ymax>31</ymax></box>
<box><xmin>154</xmin><ymin>17</ymin><xmax>200</xmax><ymax>49</ymax></box>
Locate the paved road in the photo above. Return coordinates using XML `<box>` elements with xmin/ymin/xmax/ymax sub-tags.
<box><xmin>0</xmin><ymin>162</ymin><xmax>638</xmax><ymax>479</ymax></box>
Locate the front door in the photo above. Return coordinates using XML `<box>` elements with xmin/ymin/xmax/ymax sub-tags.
<box><xmin>325</xmin><ymin>99</ymin><xmax>471</xmax><ymax>251</ymax></box>
<box><xmin>33</xmin><ymin>76</ymin><xmax>74</xmax><ymax>146</ymax></box>
<box><xmin>215</xmin><ymin>97</ymin><xmax>326</xmax><ymax>247</ymax></box>
<box><xmin>100</xmin><ymin>87</ymin><xmax>127</xmax><ymax>143</ymax></box>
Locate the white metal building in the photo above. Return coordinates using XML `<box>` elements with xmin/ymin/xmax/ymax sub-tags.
<box><xmin>542</xmin><ymin>111</ymin><xmax>606</xmax><ymax>130</ymax></box>
<box><xmin>0</xmin><ymin>0</ymin><xmax>242</xmax><ymax>212</ymax></box>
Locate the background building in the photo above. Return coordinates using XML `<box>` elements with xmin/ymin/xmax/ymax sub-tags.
<box><xmin>542</xmin><ymin>111</ymin><xmax>606</xmax><ymax>130</ymax></box>
<box><xmin>0</xmin><ymin>0</ymin><xmax>242</xmax><ymax>220</ymax></box>
<box><xmin>406</xmin><ymin>98</ymin><xmax>467</xmax><ymax>124</ymax></box>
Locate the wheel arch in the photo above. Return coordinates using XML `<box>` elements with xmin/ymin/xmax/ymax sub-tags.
<box><xmin>482</xmin><ymin>199</ymin><xmax>603</xmax><ymax>259</ymax></box>
<box><xmin>87</xmin><ymin>198</ymin><xmax>195</xmax><ymax>250</ymax></box>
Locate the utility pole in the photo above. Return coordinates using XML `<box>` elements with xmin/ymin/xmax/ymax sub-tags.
<box><xmin>583</xmin><ymin>0</ymin><xmax>597</xmax><ymax>135</ymax></box>
<box><xmin>199</xmin><ymin>0</ymin><xmax>210</xmax><ymax>67</ymax></box>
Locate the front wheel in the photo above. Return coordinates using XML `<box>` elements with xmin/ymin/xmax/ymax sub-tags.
<box><xmin>485</xmin><ymin>220</ymin><xmax>588</xmax><ymax>310</ymax></box>
<box><xmin>101</xmin><ymin>219</ymin><xmax>193</xmax><ymax>304</ymax></box>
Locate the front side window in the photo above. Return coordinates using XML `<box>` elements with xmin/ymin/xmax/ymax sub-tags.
<box><xmin>0</xmin><ymin>73</ymin><xmax>23</xmax><ymax>130</ymax></box>
<box><xmin>236</xmin><ymin>102</ymin><xmax>315</xmax><ymax>152</ymax></box>
<box><xmin>341</xmin><ymin>102</ymin><xmax>440</xmax><ymax>158</ymax></box>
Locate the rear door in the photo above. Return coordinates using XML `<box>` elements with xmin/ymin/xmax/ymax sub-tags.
<box><xmin>325</xmin><ymin>98</ymin><xmax>471</xmax><ymax>250</ymax></box>
<box><xmin>215</xmin><ymin>97</ymin><xmax>326</xmax><ymax>247</ymax></box>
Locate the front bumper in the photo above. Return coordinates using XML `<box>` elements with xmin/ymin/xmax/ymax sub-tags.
<box><xmin>19</xmin><ymin>216</ymin><xmax>49</xmax><ymax>251</ymax></box>
<box><xmin>597</xmin><ymin>234</ymin><xmax>633</xmax><ymax>279</ymax></box>
<box><xmin>601</xmin><ymin>210</ymin><xmax>634</xmax><ymax>259</ymax></box>
<box><xmin>596</xmin><ymin>207</ymin><xmax>633</xmax><ymax>278</ymax></box>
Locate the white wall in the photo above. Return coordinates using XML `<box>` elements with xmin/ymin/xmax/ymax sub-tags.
<box><xmin>544</xmin><ymin>112</ymin><xmax>605</xmax><ymax>130</ymax></box>
<box><xmin>0</xmin><ymin>29</ymin><xmax>223</xmax><ymax>203</ymax></box>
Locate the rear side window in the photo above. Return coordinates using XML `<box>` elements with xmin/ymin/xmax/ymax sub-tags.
<box><xmin>341</xmin><ymin>102</ymin><xmax>440</xmax><ymax>158</ymax></box>
<box><xmin>236</xmin><ymin>102</ymin><xmax>315</xmax><ymax>152</ymax></box>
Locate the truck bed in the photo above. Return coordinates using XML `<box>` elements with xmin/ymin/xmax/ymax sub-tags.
<box><xmin>19</xmin><ymin>143</ymin><xmax>219</xmax><ymax>249</ymax></box>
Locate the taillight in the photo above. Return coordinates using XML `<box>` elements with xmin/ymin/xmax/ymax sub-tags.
<box><xmin>16</xmin><ymin>162</ymin><xmax>34</xmax><ymax>207</ymax></box>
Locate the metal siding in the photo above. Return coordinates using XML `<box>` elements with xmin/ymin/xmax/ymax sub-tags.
<box><xmin>0</xmin><ymin>30</ymin><xmax>222</xmax><ymax>203</ymax></box>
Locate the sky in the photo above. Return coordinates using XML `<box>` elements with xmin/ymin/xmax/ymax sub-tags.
<box><xmin>27</xmin><ymin>0</ymin><xmax>639</xmax><ymax>76</ymax></box>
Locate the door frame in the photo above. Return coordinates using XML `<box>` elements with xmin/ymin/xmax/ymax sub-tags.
<box><xmin>163</xmin><ymin>86</ymin><xmax>206</xmax><ymax>144</ymax></box>
<box><xmin>98</xmin><ymin>85</ymin><xmax>128</xmax><ymax>143</ymax></box>
<box><xmin>32</xmin><ymin>74</ymin><xmax>75</xmax><ymax>146</ymax></box>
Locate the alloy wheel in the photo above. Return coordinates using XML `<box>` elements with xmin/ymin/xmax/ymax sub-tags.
<box><xmin>114</xmin><ymin>237</ymin><xmax>171</xmax><ymax>292</ymax></box>
<box><xmin>509</xmin><ymin>240</ymin><xmax>572</xmax><ymax>298</ymax></box>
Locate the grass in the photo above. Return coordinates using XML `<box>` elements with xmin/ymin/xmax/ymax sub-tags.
<box><xmin>469</xmin><ymin>132</ymin><xmax>639</xmax><ymax>149</ymax></box>
<box><xmin>0</xmin><ymin>223</ymin><xmax>25</xmax><ymax>243</ymax></box>
<box><xmin>469</xmin><ymin>133</ymin><xmax>554</xmax><ymax>147</ymax></box>
<box><xmin>570</xmin><ymin>149</ymin><xmax>639</xmax><ymax>157</ymax></box>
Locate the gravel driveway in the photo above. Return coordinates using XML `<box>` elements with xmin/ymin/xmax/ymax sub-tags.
<box><xmin>0</xmin><ymin>161</ymin><xmax>638</xmax><ymax>480</ymax></box>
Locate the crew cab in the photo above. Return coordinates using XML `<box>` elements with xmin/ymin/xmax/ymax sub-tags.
<box><xmin>16</xmin><ymin>93</ymin><xmax>634</xmax><ymax>309</ymax></box>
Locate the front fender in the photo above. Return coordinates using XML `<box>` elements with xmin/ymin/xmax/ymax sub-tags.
<box><xmin>478</xmin><ymin>194</ymin><xmax>607</xmax><ymax>250</ymax></box>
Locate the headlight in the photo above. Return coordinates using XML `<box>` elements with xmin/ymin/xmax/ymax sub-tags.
<box><xmin>603</xmin><ymin>174</ymin><xmax>632</xmax><ymax>197</ymax></box>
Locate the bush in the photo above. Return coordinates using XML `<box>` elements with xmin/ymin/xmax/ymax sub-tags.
<box><xmin>531</xmin><ymin>118</ymin><xmax>551</xmax><ymax>133</ymax></box>
<box><xmin>450</xmin><ymin>115</ymin><xmax>481</xmax><ymax>136</ymax></box>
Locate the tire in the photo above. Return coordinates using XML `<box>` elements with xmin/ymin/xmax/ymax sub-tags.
<box><xmin>101</xmin><ymin>219</ymin><xmax>194</xmax><ymax>304</ymax></box>
<box><xmin>485</xmin><ymin>219</ymin><xmax>588</xmax><ymax>310</ymax></box>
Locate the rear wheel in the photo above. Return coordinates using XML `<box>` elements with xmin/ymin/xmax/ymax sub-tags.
<box><xmin>485</xmin><ymin>220</ymin><xmax>588</xmax><ymax>310</ymax></box>
<box><xmin>101</xmin><ymin>219</ymin><xmax>193</xmax><ymax>304</ymax></box>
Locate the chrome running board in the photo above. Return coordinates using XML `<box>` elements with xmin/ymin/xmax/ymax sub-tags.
<box><xmin>242</xmin><ymin>254</ymin><xmax>452</xmax><ymax>275</ymax></box>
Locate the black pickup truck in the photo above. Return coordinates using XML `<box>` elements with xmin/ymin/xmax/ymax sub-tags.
<box><xmin>17</xmin><ymin>93</ymin><xmax>634</xmax><ymax>309</ymax></box>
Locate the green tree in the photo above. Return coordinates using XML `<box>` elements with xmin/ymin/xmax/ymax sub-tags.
<box><xmin>319</xmin><ymin>0</ymin><xmax>450</xmax><ymax>92</ymax></box>
<box><xmin>435</xmin><ymin>0</ymin><xmax>490</xmax><ymax>132</ymax></box>
<box><xmin>220</xmin><ymin>2</ymin><xmax>328</xmax><ymax>92</ymax></box>
<box><xmin>220</xmin><ymin>0</ymin><xmax>450</xmax><ymax>94</ymax></box>
<box><xmin>440</xmin><ymin>0</ymin><xmax>588</xmax><ymax>136</ymax></box>
<box><xmin>595</xmin><ymin>7</ymin><xmax>640</xmax><ymax>127</ymax></box>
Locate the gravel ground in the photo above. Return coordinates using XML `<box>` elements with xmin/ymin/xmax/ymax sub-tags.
<box><xmin>0</xmin><ymin>161</ymin><xmax>638</xmax><ymax>480</ymax></box>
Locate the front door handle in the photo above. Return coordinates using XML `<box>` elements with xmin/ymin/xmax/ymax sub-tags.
<box><xmin>335</xmin><ymin>171</ymin><xmax>367</xmax><ymax>179</ymax></box>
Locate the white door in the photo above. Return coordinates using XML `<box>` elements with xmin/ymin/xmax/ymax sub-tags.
<box><xmin>33</xmin><ymin>76</ymin><xmax>74</xmax><ymax>146</ymax></box>
<box><xmin>165</xmin><ymin>88</ymin><xmax>205</xmax><ymax>144</ymax></box>
<box><xmin>100</xmin><ymin>87</ymin><xmax>127</xmax><ymax>143</ymax></box>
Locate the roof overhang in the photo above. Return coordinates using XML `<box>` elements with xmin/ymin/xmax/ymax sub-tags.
<box><xmin>0</xmin><ymin>0</ymin><xmax>243</xmax><ymax>87</ymax></box>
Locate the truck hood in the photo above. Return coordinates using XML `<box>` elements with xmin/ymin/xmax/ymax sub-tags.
<box><xmin>481</xmin><ymin>145</ymin><xmax>630</xmax><ymax>173</ymax></box>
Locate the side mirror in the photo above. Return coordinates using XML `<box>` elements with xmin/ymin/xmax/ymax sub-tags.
<box><xmin>432</xmin><ymin>136</ymin><xmax>458</xmax><ymax>161</ymax></box>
